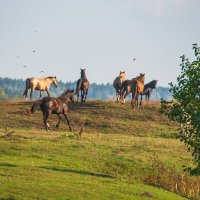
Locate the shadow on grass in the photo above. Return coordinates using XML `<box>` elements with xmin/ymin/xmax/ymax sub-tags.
<box><xmin>0</xmin><ymin>198</ymin><xmax>15</xmax><ymax>200</ymax></box>
<box><xmin>40</xmin><ymin>166</ymin><xmax>113</xmax><ymax>178</ymax></box>
<box><xmin>0</xmin><ymin>163</ymin><xmax>17</xmax><ymax>167</ymax></box>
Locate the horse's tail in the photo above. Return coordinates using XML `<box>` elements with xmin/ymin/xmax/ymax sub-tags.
<box><xmin>29</xmin><ymin>100</ymin><xmax>42</xmax><ymax>114</ymax></box>
<box><xmin>23</xmin><ymin>78</ymin><xmax>30</xmax><ymax>97</ymax></box>
<box><xmin>75</xmin><ymin>79</ymin><xmax>82</xmax><ymax>95</ymax></box>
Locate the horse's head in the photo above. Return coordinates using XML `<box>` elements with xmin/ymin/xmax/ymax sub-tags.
<box><xmin>119</xmin><ymin>71</ymin><xmax>126</xmax><ymax>81</ymax></box>
<box><xmin>139</xmin><ymin>73</ymin><xmax>145</xmax><ymax>84</ymax></box>
<box><xmin>68</xmin><ymin>89</ymin><xmax>75</xmax><ymax>103</ymax></box>
<box><xmin>61</xmin><ymin>89</ymin><xmax>75</xmax><ymax>103</ymax></box>
<box><xmin>80</xmin><ymin>68</ymin><xmax>86</xmax><ymax>78</ymax></box>
<box><xmin>152</xmin><ymin>80</ymin><xmax>158</xmax><ymax>89</ymax></box>
<box><xmin>52</xmin><ymin>76</ymin><xmax>58</xmax><ymax>87</ymax></box>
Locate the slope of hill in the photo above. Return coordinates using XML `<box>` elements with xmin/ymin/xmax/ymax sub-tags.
<box><xmin>0</xmin><ymin>100</ymin><xmax>199</xmax><ymax>200</ymax></box>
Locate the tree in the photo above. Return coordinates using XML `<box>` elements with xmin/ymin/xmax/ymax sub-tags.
<box><xmin>0</xmin><ymin>88</ymin><xmax>8</xmax><ymax>100</ymax></box>
<box><xmin>161</xmin><ymin>44</ymin><xmax>200</xmax><ymax>174</ymax></box>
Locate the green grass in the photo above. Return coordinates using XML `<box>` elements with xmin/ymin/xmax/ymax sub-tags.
<box><xmin>0</xmin><ymin>100</ymin><xmax>199</xmax><ymax>200</ymax></box>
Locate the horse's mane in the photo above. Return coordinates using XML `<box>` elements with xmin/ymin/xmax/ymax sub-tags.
<box><xmin>46</xmin><ymin>76</ymin><xmax>56</xmax><ymax>79</ymax></box>
<box><xmin>61</xmin><ymin>89</ymin><xmax>74</xmax><ymax>96</ymax></box>
<box><xmin>144</xmin><ymin>80</ymin><xmax>157</xmax><ymax>90</ymax></box>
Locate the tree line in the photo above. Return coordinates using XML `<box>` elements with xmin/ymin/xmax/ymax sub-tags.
<box><xmin>0</xmin><ymin>77</ymin><xmax>172</xmax><ymax>100</ymax></box>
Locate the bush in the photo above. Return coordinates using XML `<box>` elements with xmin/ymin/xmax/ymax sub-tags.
<box><xmin>161</xmin><ymin>44</ymin><xmax>200</xmax><ymax>173</ymax></box>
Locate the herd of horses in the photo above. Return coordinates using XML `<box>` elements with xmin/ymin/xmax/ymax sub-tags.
<box><xmin>24</xmin><ymin>69</ymin><xmax>157</xmax><ymax>131</ymax></box>
<box><xmin>113</xmin><ymin>71</ymin><xmax>158</xmax><ymax>106</ymax></box>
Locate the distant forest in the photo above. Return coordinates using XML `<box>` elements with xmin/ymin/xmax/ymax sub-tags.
<box><xmin>0</xmin><ymin>77</ymin><xmax>172</xmax><ymax>101</ymax></box>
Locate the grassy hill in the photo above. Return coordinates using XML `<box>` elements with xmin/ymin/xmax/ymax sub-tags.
<box><xmin>0</xmin><ymin>100</ymin><xmax>199</xmax><ymax>200</ymax></box>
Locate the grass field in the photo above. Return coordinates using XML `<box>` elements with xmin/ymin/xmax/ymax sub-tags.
<box><xmin>0</xmin><ymin>100</ymin><xmax>199</xmax><ymax>200</ymax></box>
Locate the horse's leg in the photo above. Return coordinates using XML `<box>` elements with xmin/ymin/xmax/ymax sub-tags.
<box><xmin>140</xmin><ymin>94</ymin><xmax>143</xmax><ymax>106</ymax></box>
<box><xmin>46</xmin><ymin>89</ymin><xmax>50</xmax><ymax>97</ymax></box>
<box><xmin>85</xmin><ymin>89</ymin><xmax>88</xmax><ymax>102</ymax></box>
<box><xmin>76</xmin><ymin>91</ymin><xmax>79</xmax><ymax>103</ymax></box>
<box><xmin>23</xmin><ymin>88</ymin><xmax>28</xmax><ymax>100</ymax></box>
<box><xmin>131</xmin><ymin>84</ymin><xmax>137</xmax><ymax>108</ymax></box>
<box><xmin>115</xmin><ymin>89</ymin><xmax>119</xmax><ymax>102</ymax></box>
<box><xmin>30</xmin><ymin>88</ymin><xmax>34</xmax><ymax>100</ymax></box>
<box><xmin>56</xmin><ymin>114</ymin><xmax>62</xmax><ymax>128</ymax></box>
<box><xmin>123</xmin><ymin>91</ymin><xmax>129</xmax><ymax>105</ymax></box>
<box><xmin>40</xmin><ymin>91</ymin><xmax>42</xmax><ymax>99</ymax></box>
<box><xmin>43</xmin><ymin>111</ymin><xmax>50</xmax><ymax>131</ymax></box>
<box><xmin>63</xmin><ymin>113</ymin><xmax>72</xmax><ymax>131</ymax></box>
<box><xmin>131</xmin><ymin>91</ymin><xmax>135</xmax><ymax>107</ymax></box>
<box><xmin>81</xmin><ymin>90</ymin><xmax>84</xmax><ymax>103</ymax></box>
<box><xmin>83</xmin><ymin>90</ymin><xmax>86</xmax><ymax>102</ymax></box>
<box><xmin>137</xmin><ymin>94</ymin><xmax>139</xmax><ymax>107</ymax></box>
<box><xmin>25</xmin><ymin>89</ymin><xmax>28</xmax><ymax>101</ymax></box>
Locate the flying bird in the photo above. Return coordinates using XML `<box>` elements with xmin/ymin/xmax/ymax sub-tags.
<box><xmin>133</xmin><ymin>58</ymin><xmax>136</xmax><ymax>62</ymax></box>
<box><xmin>22</xmin><ymin>66</ymin><xmax>28</xmax><ymax>68</ymax></box>
<box><xmin>40</xmin><ymin>70</ymin><xmax>45</xmax><ymax>73</ymax></box>
<box><xmin>33</xmin><ymin>50</ymin><xmax>36</xmax><ymax>53</ymax></box>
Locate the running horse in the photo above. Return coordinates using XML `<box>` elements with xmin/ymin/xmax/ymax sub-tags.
<box><xmin>131</xmin><ymin>73</ymin><xmax>145</xmax><ymax>107</ymax></box>
<box><xmin>30</xmin><ymin>89</ymin><xmax>75</xmax><ymax>131</ymax></box>
<box><xmin>113</xmin><ymin>71</ymin><xmax>126</xmax><ymax>102</ymax></box>
<box><xmin>23</xmin><ymin>76</ymin><xmax>58</xmax><ymax>100</ymax></box>
<box><xmin>75</xmin><ymin>69</ymin><xmax>89</xmax><ymax>103</ymax></box>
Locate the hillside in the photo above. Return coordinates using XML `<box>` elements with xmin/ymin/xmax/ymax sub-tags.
<box><xmin>0</xmin><ymin>100</ymin><xmax>199</xmax><ymax>200</ymax></box>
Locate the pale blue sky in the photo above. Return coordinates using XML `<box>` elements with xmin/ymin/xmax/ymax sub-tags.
<box><xmin>0</xmin><ymin>0</ymin><xmax>200</xmax><ymax>86</ymax></box>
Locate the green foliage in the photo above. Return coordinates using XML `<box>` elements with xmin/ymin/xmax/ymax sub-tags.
<box><xmin>161</xmin><ymin>44</ymin><xmax>200</xmax><ymax>173</ymax></box>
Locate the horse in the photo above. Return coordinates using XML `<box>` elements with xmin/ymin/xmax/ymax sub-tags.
<box><xmin>131</xmin><ymin>73</ymin><xmax>145</xmax><ymax>107</ymax></box>
<box><xmin>23</xmin><ymin>76</ymin><xmax>58</xmax><ymax>100</ymax></box>
<box><xmin>120</xmin><ymin>79</ymin><xmax>132</xmax><ymax>104</ymax></box>
<box><xmin>141</xmin><ymin>80</ymin><xmax>158</xmax><ymax>101</ymax></box>
<box><xmin>75</xmin><ymin>69</ymin><xmax>89</xmax><ymax>103</ymax></box>
<box><xmin>113</xmin><ymin>71</ymin><xmax>126</xmax><ymax>102</ymax></box>
<box><xmin>30</xmin><ymin>89</ymin><xmax>75</xmax><ymax>131</ymax></box>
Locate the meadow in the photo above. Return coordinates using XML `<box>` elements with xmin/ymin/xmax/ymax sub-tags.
<box><xmin>0</xmin><ymin>100</ymin><xmax>199</xmax><ymax>200</ymax></box>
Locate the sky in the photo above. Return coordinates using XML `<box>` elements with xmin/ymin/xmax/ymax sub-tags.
<box><xmin>0</xmin><ymin>0</ymin><xmax>200</xmax><ymax>86</ymax></box>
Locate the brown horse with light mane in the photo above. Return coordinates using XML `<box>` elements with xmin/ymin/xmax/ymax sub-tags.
<box><xmin>23</xmin><ymin>76</ymin><xmax>58</xmax><ymax>100</ymax></box>
<box><xmin>131</xmin><ymin>73</ymin><xmax>145</xmax><ymax>107</ymax></box>
<box><xmin>113</xmin><ymin>71</ymin><xmax>126</xmax><ymax>102</ymax></box>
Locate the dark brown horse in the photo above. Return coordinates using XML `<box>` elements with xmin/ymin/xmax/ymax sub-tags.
<box><xmin>23</xmin><ymin>76</ymin><xmax>58</xmax><ymax>100</ymax></box>
<box><xmin>30</xmin><ymin>89</ymin><xmax>75</xmax><ymax>131</ymax></box>
<box><xmin>141</xmin><ymin>80</ymin><xmax>158</xmax><ymax>101</ymax></box>
<box><xmin>75</xmin><ymin>69</ymin><xmax>89</xmax><ymax>103</ymax></box>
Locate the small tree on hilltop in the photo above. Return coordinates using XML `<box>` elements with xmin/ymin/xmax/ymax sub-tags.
<box><xmin>161</xmin><ymin>44</ymin><xmax>200</xmax><ymax>174</ymax></box>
